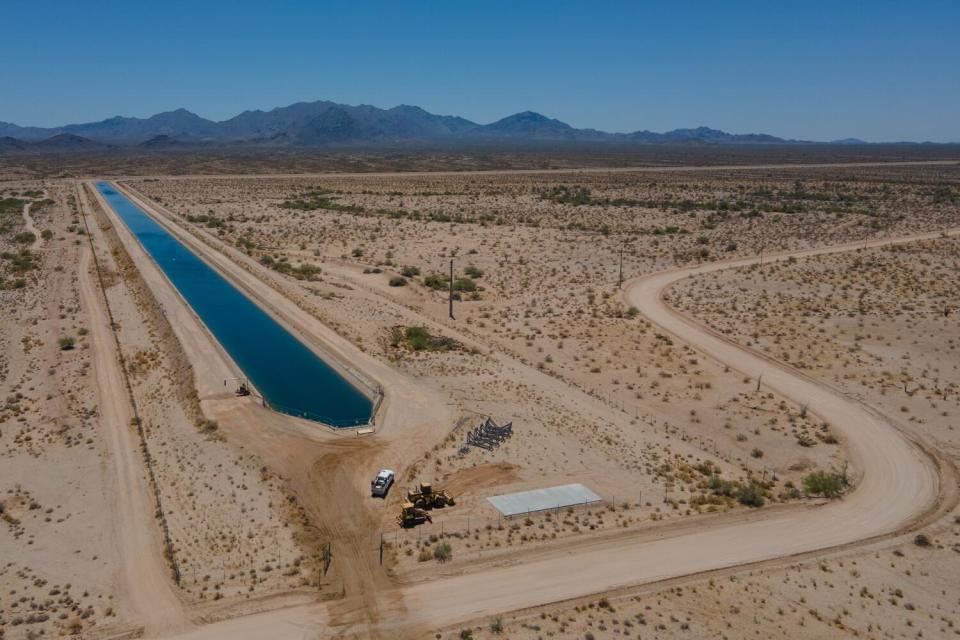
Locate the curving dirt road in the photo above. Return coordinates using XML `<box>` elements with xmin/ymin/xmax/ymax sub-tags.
<box><xmin>152</xmin><ymin>226</ymin><xmax>956</xmax><ymax>639</ymax></box>
<box><xmin>393</xmin><ymin>230</ymin><xmax>954</xmax><ymax>629</ymax></box>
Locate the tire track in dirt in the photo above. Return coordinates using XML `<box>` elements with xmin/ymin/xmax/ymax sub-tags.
<box><xmin>122</xmin><ymin>186</ymin><xmax>955</xmax><ymax>637</ymax></box>
<box><xmin>76</xmin><ymin>182</ymin><xmax>191</xmax><ymax>635</ymax></box>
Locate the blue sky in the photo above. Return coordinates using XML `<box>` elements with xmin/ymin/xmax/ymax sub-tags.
<box><xmin>2</xmin><ymin>1</ymin><xmax>958</xmax><ymax>141</ymax></box>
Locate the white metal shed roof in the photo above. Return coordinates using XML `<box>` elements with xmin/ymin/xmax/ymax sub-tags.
<box><xmin>487</xmin><ymin>483</ymin><xmax>601</xmax><ymax>517</ymax></box>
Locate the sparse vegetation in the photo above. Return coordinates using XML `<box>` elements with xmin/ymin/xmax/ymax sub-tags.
<box><xmin>391</xmin><ymin>325</ymin><xmax>460</xmax><ymax>352</ymax></box>
<box><xmin>802</xmin><ymin>470</ymin><xmax>848</xmax><ymax>498</ymax></box>
<box><xmin>433</xmin><ymin>542</ymin><xmax>452</xmax><ymax>563</ymax></box>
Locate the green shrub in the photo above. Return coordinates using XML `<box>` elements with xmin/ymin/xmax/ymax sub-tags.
<box><xmin>58</xmin><ymin>336</ymin><xmax>76</xmax><ymax>351</ymax></box>
<box><xmin>453</xmin><ymin>277</ymin><xmax>477</xmax><ymax>292</ymax></box>
<box><xmin>736</xmin><ymin>483</ymin><xmax>765</xmax><ymax>508</ymax></box>
<box><xmin>423</xmin><ymin>273</ymin><xmax>448</xmax><ymax>290</ymax></box>
<box><xmin>709</xmin><ymin>474</ymin><xmax>735</xmax><ymax>497</ymax></box>
<box><xmin>433</xmin><ymin>542</ymin><xmax>452</xmax><ymax>563</ymax></box>
<box><xmin>6</xmin><ymin>250</ymin><xmax>37</xmax><ymax>272</ymax></box>
<box><xmin>395</xmin><ymin>326</ymin><xmax>458</xmax><ymax>352</ymax></box>
<box><xmin>464</xmin><ymin>265</ymin><xmax>484</xmax><ymax>278</ymax></box>
<box><xmin>405</xmin><ymin>326</ymin><xmax>431</xmax><ymax>351</ymax></box>
<box><xmin>401</xmin><ymin>265</ymin><xmax>421</xmax><ymax>277</ymax></box>
<box><xmin>803</xmin><ymin>471</ymin><xmax>847</xmax><ymax>498</ymax></box>
<box><xmin>389</xmin><ymin>276</ymin><xmax>407</xmax><ymax>287</ymax></box>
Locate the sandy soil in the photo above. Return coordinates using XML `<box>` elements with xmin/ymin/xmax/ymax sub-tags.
<box><xmin>4</xmin><ymin>163</ymin><xmax>959</xmax><ymax>639</ymax></box>
<box><xmin>76</xmin><ymin>182</ymin><xmax>188</xmax><ymax>634</ymax></box>
<box><xmin>124</xmin><ymin>200</ymin><xmax>956</xmax><ymax>640</ymax></box>
<box><xmin>0</xmin><ymin>182</ymin><xmax>137</xmax><ymax>638</ymax></box>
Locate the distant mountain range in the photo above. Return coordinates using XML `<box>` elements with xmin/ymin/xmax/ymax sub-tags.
<box><xmin>0</xmin><ymin>100</ymin><xmax>943</xmax><ymax>152</ymax></box>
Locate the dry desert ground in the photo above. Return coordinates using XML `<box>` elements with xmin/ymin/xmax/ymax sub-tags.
<box><xmin>1</xmin><ymin>160</ymin><xmax>959</xmax><ymax>639</ymax></box>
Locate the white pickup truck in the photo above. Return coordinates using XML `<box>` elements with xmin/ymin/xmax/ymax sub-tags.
<box><xmin>371</xmin><ymin>469</ymin><xmax>395</xmax><ymax>497</ymax></box>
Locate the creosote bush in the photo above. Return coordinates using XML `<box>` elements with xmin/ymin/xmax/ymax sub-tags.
<box><xmin>736</xmin><ymin>482</ymin><xmax>765</xmax><ymax>508</ymax></box>
<box><xmin>433</xmin><ymin>542</ymin><xmax>452</xmax><ymax>563</ymax></box>
<box><xmin>803</xmin><ymin>470</ymin><xmax>848</xmax><ymax>498</ymax></box>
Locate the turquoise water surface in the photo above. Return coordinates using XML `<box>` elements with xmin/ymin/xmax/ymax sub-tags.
<box><xmin>96</xmin><ymin>182</ymin><xmax>373</xmax><ymax>427</ymax></box>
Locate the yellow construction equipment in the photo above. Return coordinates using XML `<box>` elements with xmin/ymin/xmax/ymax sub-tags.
<box><xmin>397</xmin><ymin>501</ymin><xmax>432</xmax><ymax>528</ymax></box>
<box><xmin>406</xmin><ymin>482</ymin><xmax>456</xmax><ymax>509</ymax></box>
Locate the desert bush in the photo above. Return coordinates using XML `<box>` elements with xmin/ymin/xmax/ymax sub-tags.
<box><xmin>709</xmin><ymin>474</ymin><xmax>735</xmax><ymax>497</ymax></box>
<box><xmin>453</xmin><ymin>277</ymin><xmax>477</xmax><ymax>292</ymax></box>
<box><xmin>423</xmin><ymin>272</ymin><xmax>448</xmax><ymax>290</ymax></box>
<box><xmin>433</xmin><ymin>542</ymin><xmax>452</xmax><ymax>563</ymax></box>
<box><xmin>736</xmin><ymin>483</ymin><xmax>765</xmax><ymax>508</ymax></box>
<box><xmin>401</xmin><ymin>265</ymin><xmax>421</xmax><ymax>277</ymax></box>
<box><xmin>405</xmin><ymin>326</ymin><xmax>431</xmax><ymax>351</ymax></box>
<box><xmin>58</xmin><ymin>336</ymin><xmax>76</xmax><ymax>350</ymax></box>
<box><xmin>803</xmin><ymin>470</ymin><xmax>847</xmax><ymax>498</ymax></box>
<box><xmin>389</xmin><ymin>276</ymin><xmax>407</xmax><ymax>287</ymax></box>
<box><xmin>197</xmin><ymin>418</ymin><xmax>219</xmax><ymax>434</ymax></box>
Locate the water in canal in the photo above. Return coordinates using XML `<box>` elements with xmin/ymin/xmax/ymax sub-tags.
<box><xmin>95</xmin><ymin>182</ymin><xmax>374</xmax><ymax>427</ymax></box>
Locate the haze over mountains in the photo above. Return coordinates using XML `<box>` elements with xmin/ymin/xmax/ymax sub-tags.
<box><xmin>0</xmin><ymin>99</ymin><xmax>926</xmax><ymax>153</ymax></box>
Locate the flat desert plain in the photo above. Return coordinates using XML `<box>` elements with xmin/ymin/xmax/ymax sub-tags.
<box><xmin>1</xmin><ymin>161</ymin><xmax>959</xmax><ymax>639</ymax></box>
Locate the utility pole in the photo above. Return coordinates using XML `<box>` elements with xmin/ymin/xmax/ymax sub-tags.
<box><xmin>618</xmin><ymin>245</ymin><xmax>624</xmax><ymax>288</ymax></box>
<box><xmin>449</xmin><ymin>258</ymin><xmax>455</xmax><ymax>319</ymax></box>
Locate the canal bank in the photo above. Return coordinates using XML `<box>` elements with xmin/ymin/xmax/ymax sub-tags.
<box><xmin>95</xmin><ymin>181</ymin><xmax>377</xmax><ymax>428</ymax></box>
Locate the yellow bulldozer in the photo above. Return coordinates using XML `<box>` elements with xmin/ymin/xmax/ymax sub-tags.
<box><xmin>397</xmin><ymin>502</ymin><xmax>432</xmax><ymax>528</ymax></box>
<box><xmin>406</xmin><ymin>482</ymin><xmax>456</xmax><ymax>509</ymax></box>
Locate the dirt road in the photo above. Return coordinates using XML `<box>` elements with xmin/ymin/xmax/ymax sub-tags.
<box><xmin>144</xmin><ymin>221</ymin><xmax>955</xmax><ymax>638</ymax></box>
<box><xmin>76</xmin><ymin>183</ymin><xmax>191</xmax><ymax>636</ymax></box>
<box><xmin>394</xmin><ymin>228</ymin><xmax>955</xmax><ymax>629</ymax></box>
<box><xmin>22</xmin><ymin>201</ymin><xmax>42</xmax><ymax>249</ymax></box>
<box><xmin>93</xmin><ymin>179</ymin><xmax>454</xmax><ymax>634</ymax></box>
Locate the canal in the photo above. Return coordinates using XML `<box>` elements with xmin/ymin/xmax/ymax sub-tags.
<box><xmin>95</xmin><ymin>182</ymin><xmax>374</xmax><ymax>427</ymax></box>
